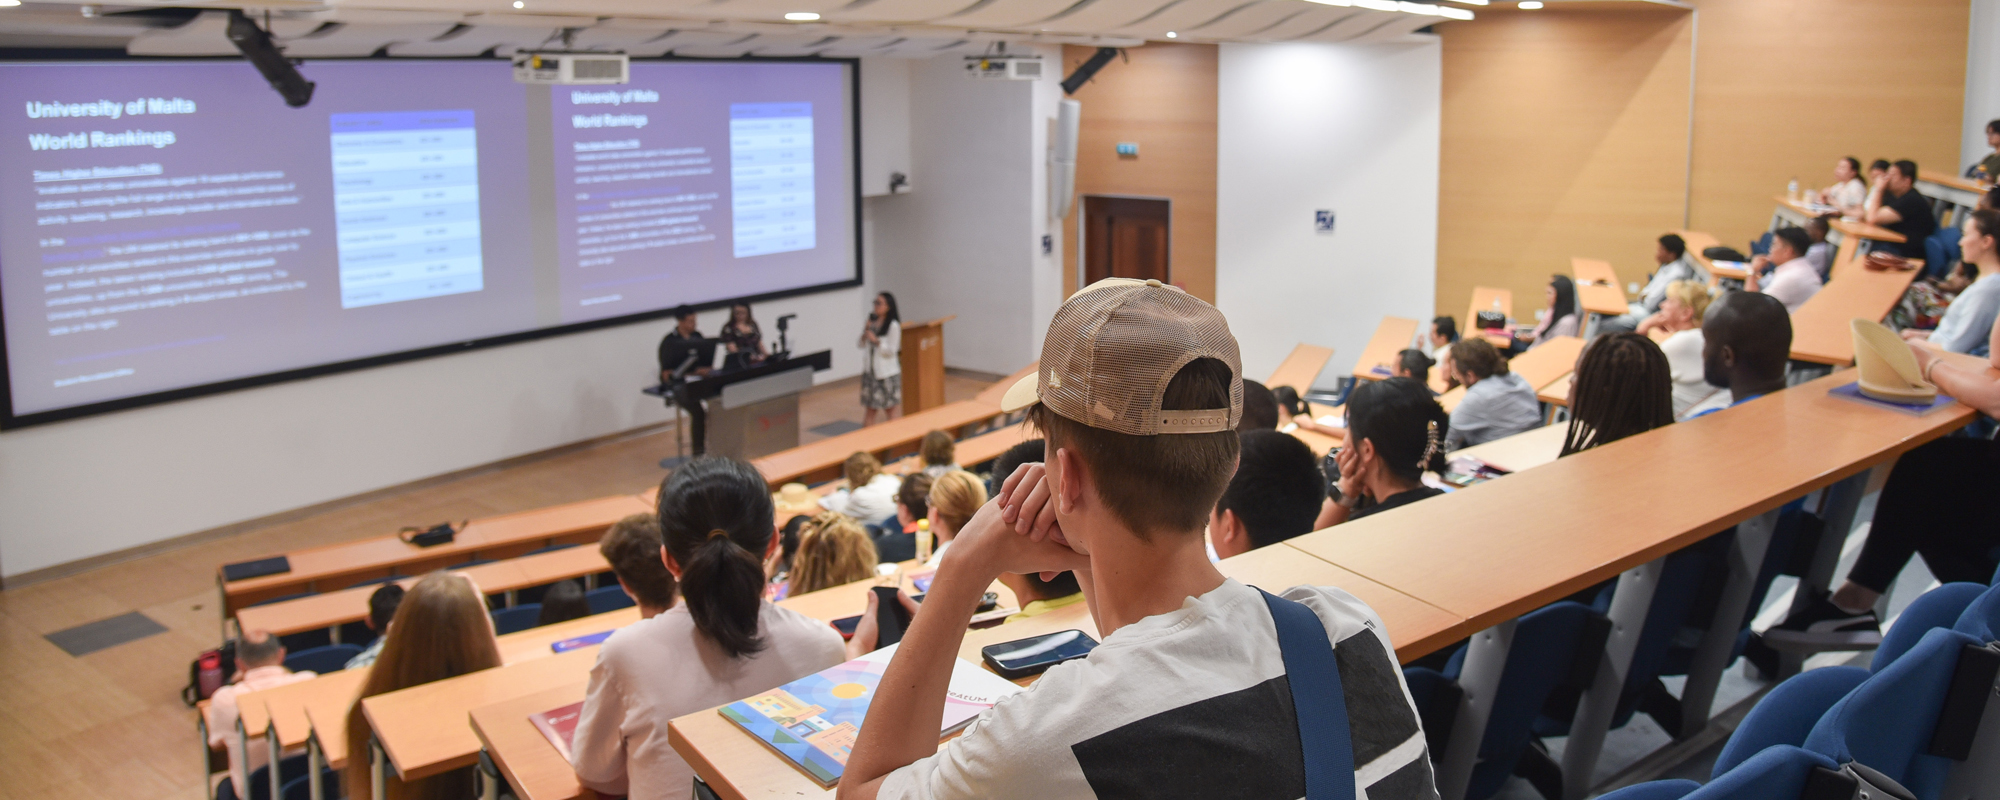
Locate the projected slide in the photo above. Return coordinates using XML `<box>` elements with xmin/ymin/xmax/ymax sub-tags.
<box><xmin>0</xmin><ymin>58</ymin><xmax>856</xmax><ymax>424</ymax></box>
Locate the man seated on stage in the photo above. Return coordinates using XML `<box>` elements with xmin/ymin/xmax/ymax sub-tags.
<box><xmin>659</xmin><ymin>305</ymin><xmax>713</xmax><ymax>455</ymax></box>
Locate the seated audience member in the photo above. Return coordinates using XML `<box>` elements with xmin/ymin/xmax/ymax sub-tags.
<box><xmin>1429</xmin><ymin>315</ymin><xmax>1460</xmax><ymax>360</ymax></box>
<box><xmin>872</xmin><ymin>473</ymin><xmax>931</xmax><ymax>564</ymax></box>
<box><xmin>1744</xmin><ymin>226</ymin><xmax>1822</xmax><ymax>313</ymax></box>
<box><xmin>601</xmin><ymin>513</ymin><xmax>678</xmax><ymax>618</ymax></box>
<box><xmin>984</xmin><ymin>438</ymin><xmax>1045</xmax><ymax>497</ymax></box>
<box><xmin>1607</xmin><ymin>234</ymin><xmax>1705</xmax><ymax>333</ymax></box>
<box><xmin>208</xmin><ymin>630</ymin><xmax>315</xmax><ymax>800</ymax></box>
<box><xmin>1000</xmin><ymin>569</ymin><xmax>1085</xmax><ymax>623</ymax></box>
<box><xmin>1443</xmin><ymin>338</ymin><xmax>1542</xmax><ymax>450</ymax></box>
<box><xmin>1394</xmin><ymin>348</ymin><xmax>1436</xmax><ymax>386</ymax></box>
<box><xmin>345</xmin><ymin>583</ymin><xmax>405</xmax><ymax>669</ymax></box>
<box><xmin>1970</xmin><ymin>119</ymin><xmax>2000</xmax><ymax>182</ymax></box>
<box><xmin>1315</xmin><ymin>377</ymin><xmax>1452</xmax><ymax>529</ymax></box>
<box><xmin>1818</xmin><ymin>156</ymin><xmax>1870</xmax><ymax>213</ymax></box>
<box><xmin>1908</xmin><ymin>210</ymin><xmax>2000</xmax><ymax>355</ymax></box>
<box><xmin>820</xmin><ymin>451</ymin><xmax>901</xmax><ymax>523</ymax></box>
<box><xmin>346</xmin><ymin>572</ymin><xmax>502</xmax><ymax>800</ymax></box>
<box><xmin>918</xmin><ymin>430</ymin><xmax>957</xmax><ymax>478</ymax></box>
<box><xmin>1867</xmin><ymin>158</ymin><xmax>1890</xmax><ymax>189</ymax></box>
<box><xmin>1210</xmin><ymin>429</ymin><xmax>1326</xmax><ymax>558</ymax></box>
<box><xmin>1522</xmin><ymin>274</ymin><xmax>1580</xmax><ymax>349</ymax></box>
<box><xmin>1558</xmin><ymin>334</ymin><xmax>1675</xmax><ymax>456</ymax></box>
<box><xmin>537</xmin><ymin>580</ymin><xmax>591</xmax><ymax>626</ymax></box>
<box><xmin>1271</xmin><ymin>384</ymin><xmax>1308</xmax><ymax>418</ymax></box>
<box><xmin>1804</xmin><ymin>216</ymin><xmax>1835</xmax><ymax>280</ymax></box>
<box><xmin>789</xmin><ymin>512</ymin><xmax>880</xmax><ymax>595</ymax></box>
<box><xmin>1681</xmin><ymin>291</ymin><xmax>1792</xmax><ymax>419</ymax></box>
<box><xmin>1636</xmin><ymin>280</ymin><xmax>1720</xmax><ymax>416</ymax></box>
<box><xmin>923</xmin><ymin>469</ymin><xmax>987</xmax><ymax>566</ymax></box>
<box><xmin>573</xmin><ymin>458</ymin><xmax>846</xmax><ymax>798</ymax></box>
<box><xmin>771</xmin><ymin>514</ymin><xmax>811</xmax><ymax>588</ymax></box>
<box><xmin>1865</xmin><ymin>160</ymin><xmax>1939</xmax><ymax>257</ymax></box>
<box><xmin>1768</xmin><ymin>332</ymin><xmax>2000</xmax><ymax>648</ymax></box>
<box><xmin>840</xmin><ymin>279</ymin><xmax>1436</xmax><ymax>798</ymax></box>
<box><xmin>1273</xmin><ymin>384</ymin><xmax>1348</xmax><ymax>439</ymax></box>
<box><xmin>1238</xmin><ymin>378</ymin><xmax>1280</xmax><ymax>431</ymax></box>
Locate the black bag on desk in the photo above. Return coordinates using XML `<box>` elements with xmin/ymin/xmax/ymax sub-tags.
<box><xmin>1475</xmin><ymin>310</ymin><xmax>1507</xmax><ymax>330</ymax></box>
<box><xmin>1704</xmin><ymin>245</ymin><xmax>1748</xmax><ymax>263</ymax></box>
<box><xmin>399</xmin><ymin>521</ymin><xmax>459</xmax><ymax>548</ymax></box>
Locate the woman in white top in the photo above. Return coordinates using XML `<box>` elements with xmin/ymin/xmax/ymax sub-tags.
<box><xmin>1909</xmin><ymin>210</ymin><xmax>2000</xmax><ymax>356</ymax></box>
<box><xmin>922</xmin><ymin>469</ymin><xmax>987</xmax><ymax>567</ymax></box>
<box><xmin>860</xmin><ymin>292</ymin><xmax>902</xmax><ymax>426</ymax></box>
<box><xmin>1523</xmin><ymin>274</ymin><xmax>1579</xmax><ymax>350</ymax></box>
<box><xmin>1637</xmin><ymin>279</ymin><xmax>1720</xmax><ymax>417</ymax></box>
<box><xmin>571</xmin><ymin>457</ymin><xmax>847</xmax><ymax>800</ymax></box>
<box><xmin>818</xmin><ymin>451</ymin><xmax>902</xmax><ymax>524</ymax></box>
<box><xmin>1818</xmin><ymin>156</ymin><xmax>1869</xmax><ymax>214</ymax></box>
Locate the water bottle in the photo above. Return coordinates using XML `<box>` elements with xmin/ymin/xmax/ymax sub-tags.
<box><xmin>1787</xmin><ymin>177</ymin><xmax>1800</xmax><ymax>203</ymax></box>
<box><xmin>914</xmin><ymin>518</ymin><xmax>933</xmax><ymax>563</ymax></box>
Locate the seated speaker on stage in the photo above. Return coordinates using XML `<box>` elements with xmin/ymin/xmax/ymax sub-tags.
<box><xmin>659</xmin><ymin>305</ymin><xmax>717</xmax><ymax>455</ymax></box>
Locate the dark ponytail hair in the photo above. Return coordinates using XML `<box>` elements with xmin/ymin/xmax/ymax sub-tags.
<box><xmin>656</xmin><ymin>457</ymin><xmax>775</xmax><ymax>659</ymax></box>
<box><xmin>1345</xmin><ymin>377</ymin><xmax>1450</xmax><ymax>482</ymax></box>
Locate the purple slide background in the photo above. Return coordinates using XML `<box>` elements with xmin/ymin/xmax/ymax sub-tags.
<box><xmin>551</xmin><ymin>61</ymin><xmax>853</xmax><ymax>323</ymax></box>
<box><xmin>0</xmin><ymin>61</ymin><xmax>534</xmax><ymax>416</ymax></box>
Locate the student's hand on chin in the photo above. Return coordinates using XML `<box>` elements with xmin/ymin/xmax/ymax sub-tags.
<box><xmin>941</xmin><ymin>500</ymin><xmax>1089</xmax><ymax>584</ymax></box>
<box><xmin>995</xmin><ymin>462</ymin><xmax>1066</xmax><ymax>544</ymax></box>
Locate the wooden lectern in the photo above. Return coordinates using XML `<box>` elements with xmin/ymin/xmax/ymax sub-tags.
<box><xmin>899</xmin><ymin>316</ymin><xmax>953</xmax><ymax>414</ymax></box>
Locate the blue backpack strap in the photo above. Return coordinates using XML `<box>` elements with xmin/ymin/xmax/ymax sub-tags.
<box><xmin>1259</xmin><ymin>588</ymin><xmax>1355</xmax><ymax>800</ymax></box>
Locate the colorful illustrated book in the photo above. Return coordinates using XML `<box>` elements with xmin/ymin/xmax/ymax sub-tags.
<box><xmin>1828</xmin><ymin>382</ymin><xmax>1957</xmax><ymax>416</ymax></box>
<box><xmin>550</xmin><ymin>630</ymin><xmax>614</xmax><ymax>653</ymax></box>
<box><xmin>718</xmin><ymin>644</ymin><xmax>1021</xmax><ymax>787</ymax></box>
<box><xmin>529</xmin><ymin>701</ymin><xmax>585</xmax><ymax>761</ymax></box>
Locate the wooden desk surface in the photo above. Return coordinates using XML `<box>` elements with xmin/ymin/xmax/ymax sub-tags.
<box><xmin>1451</xmin><ymin>422</ymin><xmax>1567</xmax><ymax>474</ymax></box>
<box><xmin>1289</xmin><ymin>369</ymin><xmax>1975</xmax><ymax>643</ymax></box>
<box><xmin>1437</xmin><ymin>386</ymin><xmax>1465</xmax><ymax>413</ymax></box>
<box><xmin>237</xmin><ymin>549</ymin><xmax>601</xmax><ymax>637</ymax></box>
<box><xmin>1919</xmin><ymin>169</ymin><xmax>1992</xmax><ymax>195</ymax></box>
<box><xmin>471</xmin><ymin>684</ymin><xmax>595</xmax><ymax>800</ymax></box>
<box><xmin>1537</xmin><ymin>374</ymin><xmax>1572</xmax><ymax>407</ymax></box>
<box><xmin>1509</xmin><ymin>336</ymin><xmax>1585</xmax><ymax>392</ymax></box>
<box><xmin>221</xmin><ymin>495</ymin><xmax>649</xmax><ymax>610</ymax></box>
<box><xmin>365</xmin><ymin>649</ymin><xmax>601</xmax><ymax>780</ymax></box>
<box><xmin>254</xmin><ymin>667</ymin><xmax>371</xmax><ymax>750</ymax></box>
<box><xmin>1467</xmin><ymin>287</ymin><xmax>1513</xmax><ymax>334</ymax></box>
<box><xmin>1352</xmin><ymin>317</ymin><xmax>1419</xmax><ymax>382</ymax></box>
<box><xmin>1571</xmin><ymin>258</ymin><xmax>1628</xmax><ymax>316</ymax></box>
<box><xmin>1675</xmin><ymin>230</ymin><xmax>1724</xmax><ymax>275</ymax></box>
<box><xmin>1266</xmin><ymin>343</ymin><xmax>1336</xmax><ymax>392</ymax></box>
<box><xmin>1788</xmin><ymin>267</ymin><xmax>1920</xmax><ymax>365</ymax></box>
<box><xmin>752</xmin><ymin>400</ymin><xmax>1002</xmax><ymax>487</ymax></box>
<box><xmin>776</xmin><ymin>564</ymin><xmax>1021</xmax><ymax>623</ymax></box>
<box><xmin>1830</xmin><ymin>217</ymin><xmax>1905</xmax><ymax>243</ymax></box>
<box><xmin>306</xmin><ymin>689</ymin><xmax>364</xmax><ymax>770</ymax></box>
<box><xmin>497</xmin><ymin>607</ymin><xmax>642</xmax><ymax>664</ymax></box>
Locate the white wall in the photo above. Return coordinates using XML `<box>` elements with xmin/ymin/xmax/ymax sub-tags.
<box><xmin>860</xmin><ymin>57</ymin><xmax>914</xmax><ymax>198</ymax></box>
<box><xmin>1216</xmin><ymin>40</ymin><xmax>1442</xmax><ymax>389</ymax></box>
<box><xmin>1967</xmin><ymin>0</ymin><xmax>2000</xmax><ymax>171</ymax></box>
<box><xmin>871</xmin><ymin>48</ymin><xmax>1063</xmax><ymax>375</ymax></box>
<box><xmin>0</xmin><ymin>60</ymin><xmax>918</xmax><ymax>579</ymax></box>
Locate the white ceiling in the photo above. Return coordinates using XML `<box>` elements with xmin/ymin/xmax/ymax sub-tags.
<box><xmin>0</xmin><ymin>0</ymin><xmax>1475</xmax><ymax>59</ymax></box>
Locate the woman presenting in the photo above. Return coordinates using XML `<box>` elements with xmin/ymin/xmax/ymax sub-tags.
<box><xmin>860</xmin><ymin>292</ymin><xmax>901</xmax><ymax>425</ymax></box>
<box><xmin>719</xmin><ymin>302</ymin><xmax>767</xmax><ymax>369</ymax></box>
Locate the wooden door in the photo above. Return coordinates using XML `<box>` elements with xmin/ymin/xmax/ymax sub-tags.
<box><xmin>1082</xmin><ymin>196</ymin><xmax>1171</xmax><ymax>285</ymax></box>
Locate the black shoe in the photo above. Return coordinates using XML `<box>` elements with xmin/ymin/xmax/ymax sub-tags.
<box><xmin>1741</xmin><ymin>633</ymin><xmax>1781</xmax><ymax>681</ymax></box>
<box><xmin>1761</xmin><ymin>593</ymin><xmax>1882</xmax><ymax>651</ymax></box>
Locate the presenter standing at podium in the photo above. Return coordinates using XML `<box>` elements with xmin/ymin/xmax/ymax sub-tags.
<box><xmin>660</xmin><ymin>306</ymin><xmax>713</xmax><ymax>455</ymax></box>
<box><xmin>860</xmin><ymin>292</ymin><xmax>902</xmax><ymax>426</ymax></box>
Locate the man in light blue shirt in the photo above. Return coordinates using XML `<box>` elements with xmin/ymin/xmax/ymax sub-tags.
<box><xmin>1442</xmin><ymin>338</ymin><xmax>1544</xmax><ymax>450</ymax></box>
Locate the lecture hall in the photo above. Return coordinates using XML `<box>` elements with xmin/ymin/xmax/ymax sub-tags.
<box><xmin>2</xmin><ymin>1</ymin><xmax>1999</xmax><ymax>799</ymax></box>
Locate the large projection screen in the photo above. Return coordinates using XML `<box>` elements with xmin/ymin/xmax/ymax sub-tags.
<box><xmin>0</xmin><ymin>57</ymin><xmax>859</xmax><ymax>428</ymax></box>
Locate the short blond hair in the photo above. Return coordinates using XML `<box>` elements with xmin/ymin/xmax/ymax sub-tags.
<box><xmin>1665</xmin><ymin>279</ymin><xmax>1710</xmax><ymax>320</ymax></box>
<box><xmin>788</xmin><ymin>512</ymin><xmax>878</xmax><ymax>595</ymax></box>
<box><xmin>843</xmin><ymin>451</ymin><xmax>882</xmax><ymax>488</ymax></box>
<box><xmin>926</xmin><ymin>469</ymin><xmax>988</xmax><ymax>535</ymax></box>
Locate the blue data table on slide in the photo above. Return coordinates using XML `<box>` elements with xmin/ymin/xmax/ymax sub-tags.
<box><xmin>329</xmin><ymin>110</ymin><xmax>485</xmax><ymax>308</ymax></box>
<box><xmin>729</xmin><ymin>103</ymin><xmax>815</xmax><ymax>258</ymax></box>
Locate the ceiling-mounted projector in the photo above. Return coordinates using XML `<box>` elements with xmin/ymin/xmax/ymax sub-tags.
<box><xmin>512</xmin><ymin>51</ymin><xmax>629</xmax><ymax>85</ymax></box>
<box><xmin>965</xmin><ymin>54</ymin><xmax>1044</xmax><ymax>81</ymax></box>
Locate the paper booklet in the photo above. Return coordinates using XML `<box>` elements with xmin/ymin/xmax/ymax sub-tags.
<box><xmin>550</xmin><ymin>630</ymin><xmax>614</xmax><ymax>653</ymax></box>
<box><xmin>528</xmin><ymin>701</ymin><xmax>585</xmax><ymax>761</ymax></box>
<box><xmin>718</xmin><ymin>643</ymin><xmax>1022</xmax><ymax>787</ymax></box>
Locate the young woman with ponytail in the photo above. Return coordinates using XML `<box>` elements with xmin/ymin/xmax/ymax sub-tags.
<box><xmin>1313</xmin><ymin>377</ymin><xmax>1453</xmax><ymax>529</ymax></box>
<box><xmin>571</xmin><ymin>457</ymin><xmax>846</xmax><ymax>799</ymax></box>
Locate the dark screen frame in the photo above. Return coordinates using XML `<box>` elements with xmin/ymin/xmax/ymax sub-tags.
<box><xmin>0</xmin><ymin>53</ymin><xmax>863</xmax><ymax>430</ymax></box>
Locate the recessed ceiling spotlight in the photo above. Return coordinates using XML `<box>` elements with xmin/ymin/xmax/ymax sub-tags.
<box><xmin>784</xmin><ymin>11</ymin><xmax>821</xmax><ymax>20</ymax></box>
<box><xmin>511</xmin><ymin>1</ymin><xmax>523</xmax><ymax>8</ymax></box>
<box><xmin>1453</xmin><ymin>0</ymin><xmax>1488</xmax><ymax>4</ymax></box>
<box><xmin>0</xmin><ymin>0</ymin><xmax>22</xmax><ymax>7</ymax></box>
<box><xmin>1518</xmin><ymin>1</ymin><xmax>1543</xmax><ymax>7</ymax></box>
<box><xmin>1165</xmin><ymin>31</ymin><xmax>1177</xmax><ymax>38</ymax></box>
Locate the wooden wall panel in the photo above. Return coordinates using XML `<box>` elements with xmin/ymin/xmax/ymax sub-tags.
<box><xmin>1060</xmin><ymin>43</ymin><xmax>1219</xmax><ymax>302</ymax></box>
<box><xmin>1686</xmin><ymin>0</ymin><xmax>1969</xmax><ymax>251</ymax></box>
<box><xmin>1436</xmin><ymin>4</ymin><xmax>1695</xmax><ymax>323</ymax></box>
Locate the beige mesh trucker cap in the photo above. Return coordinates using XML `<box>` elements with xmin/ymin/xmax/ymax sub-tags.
<box><xmin>999</xmin><ymin>278</ymin><xmax>1242</xmax><ymax>435</ymax></box>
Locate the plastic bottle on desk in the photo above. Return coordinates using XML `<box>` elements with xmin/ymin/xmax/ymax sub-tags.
<box><xmin>914</xmin><ymin>518</ymin><xmax>933</xmax><ymax>563</ymax></box>
<box><xmin>1788</xmin><ymin>177</ymin><xmax>1800</xmax><ymax>203</ymax></box>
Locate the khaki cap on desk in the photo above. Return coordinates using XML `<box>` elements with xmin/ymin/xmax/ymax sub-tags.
<box><xmin>1000</xmin><ymin>277</ymin><xmax>1242</xmax><ymax>434</ymax></box>
<box><xmin>1851</xmin><ymin>318</ymin><xmax>1938</xmax><ymax>404</ymax></box>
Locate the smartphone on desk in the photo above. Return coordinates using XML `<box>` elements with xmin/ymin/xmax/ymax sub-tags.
<box><xmin>980</xmin><ymin>629</ymin><xmax>1099</xmax><ymax>679</ymax></box>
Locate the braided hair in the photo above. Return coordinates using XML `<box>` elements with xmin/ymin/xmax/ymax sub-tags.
<box><xmin>1560</xmin><ymin>333</ymin><xmax>1674</xmax><ymax>457</ymax></box>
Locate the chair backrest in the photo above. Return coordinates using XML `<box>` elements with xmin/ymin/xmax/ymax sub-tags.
<box><xmin>1465</xmin><ymin>601</ymin><xmax>1611</xmax><ymax>800</ymax></box>
<box><xmin>1952</xmin><ymin>582</ymin><xmax>2000</xmax><ymax>643</ymax></box>
<box><xmin>245</xmin><ymin>752</ymin><xmax>311</xmax><ymax>800</ymax></box>
<box><xmin>282</xmin><ymin>644</ymin><xmax>363</xmax><ymax>675</ymax></box>
<box><xmin>279</xmin><ymin>768</ymin><xmax>339</xmax><ymax>800</ymax></box>
<box><xmin>1805</xmin><ymin>627</ymin><xmax>1979</xmax><ymax>797</ymax></box>
<box><xmin>1712</xmin><ymin>666</ymin><xmax>1869</xmax><ymax>779</ymax></box>
<box><xmin>586</xmin><ymin>584</ymin><xmax>636</xmax><ymax>614</ymax></box>
<box><xmin>1879</xmin><ymin>582</ymin><xmax>1986</xmax><ymax>669</ymax></box>
<box><xmin>490</xmin><ymin>604</ymin><xmax>543</xmax><ymax>635</ymax></box>
<box><xmin>1691</xmin><ymin>745</ymin><xmax>1840</xmax><ymax>800</ymax></box>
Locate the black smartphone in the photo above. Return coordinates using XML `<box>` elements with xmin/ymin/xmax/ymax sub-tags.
<box><xmin>872</xmin><ymin>586</ymin><xmax>914</xmax><ymax>647</ymax></box>
<box><xmin>832</xmin><ymin>614</ymin><xmax>861</xmax><ymax>639</ymax></box>
<box><xmin>980</xmin><ymin>629</ymin><xmax>1099</xmax><ymax>679</ymax></box>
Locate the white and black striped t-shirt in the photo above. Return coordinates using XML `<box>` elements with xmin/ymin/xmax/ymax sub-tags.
<box><xmin>880</xmin><ymin>579</ymin><xmax>1439</xmax><ymax>799</ymax></box>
